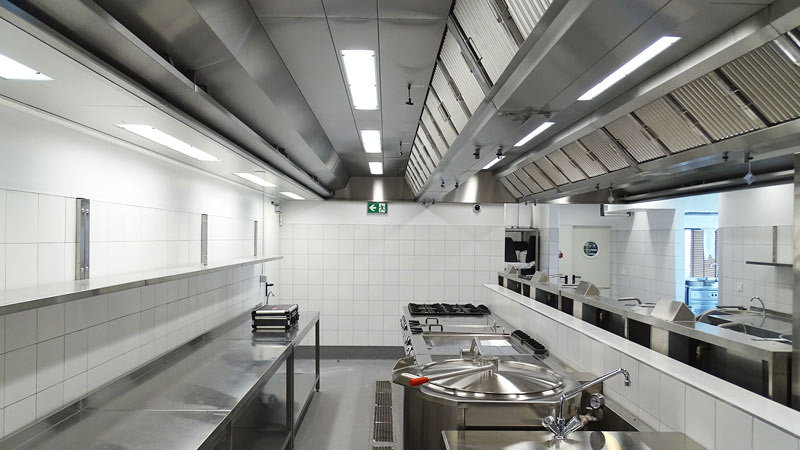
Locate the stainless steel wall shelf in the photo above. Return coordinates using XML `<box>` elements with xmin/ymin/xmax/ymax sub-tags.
<box><xmin>745</xmin><ymin>260</ymin><xmax>792</xmax><ymax>268</ymax></box>
<box><xmin>0</xmin><ymin>255</ymin><xmax>282</xmax><ymax>316</ymax></box>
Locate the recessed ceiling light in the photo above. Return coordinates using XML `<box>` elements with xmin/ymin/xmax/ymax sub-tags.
<box><xmin>234</xmin><ymin>172</ymin><xmax>276</xmax><ymax>188</ymax></box>
<box><xmin>369</xmin><ymin>161</ymin><xmax>383</xmax><ymax>175</ymax></box>
<box><xmin>482</xmin><ymin>155</ymin><xmax>506</xmax><ymax>170</ymax></box>
<box><xmin>0</xmin><ymin>53</ymin><xmax>52</xmax><ymax>80</ymax></box>
<box><xmin>281</xmin><ymin>192</ymin><xmax>304</xmax><ymax>200</ymax></box>
<box><xmin>514</xmin><ymin>122</ymin><xmax>554</xmax><ymax>147</ymax></box>
<box><xmin>341</xmin><ymin>50</ymin><xmax>378</xmax><ymax>110</ymax></box>
<box><xmin>578</xmin><ymin>36</ymin><xmax>680</xmax><ymax>101</ymax></box>
<box><xmin>116</xmin><ymin>124</ymin><xmax>220</xmax><ymax>161</ymax></box>
<box><xmin>360</xmin><ymin>130</ymin><xmax>382</xmax><ymax>153</ymax></box>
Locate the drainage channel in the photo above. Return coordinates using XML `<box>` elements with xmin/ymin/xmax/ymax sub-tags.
<box><xmin>371</xmin><ymin>380</ymin><xmax>395</xmax><ymax>449</ymax></box>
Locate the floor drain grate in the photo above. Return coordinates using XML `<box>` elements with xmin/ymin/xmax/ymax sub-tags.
<box><xmin>372</xmin><ymin>381</ymin><xmax>395</xmax><ymax>444</ymax></box>
<box><xmin>372</xmin><ymin>447</ymin><xmax>393</xmax><ymax>450</ymax></box>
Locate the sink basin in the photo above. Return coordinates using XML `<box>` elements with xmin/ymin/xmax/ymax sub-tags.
<box><xmin>421</xmin><ymin>334</ymin><xmax>527</xmax><ymax>356</ymax></box>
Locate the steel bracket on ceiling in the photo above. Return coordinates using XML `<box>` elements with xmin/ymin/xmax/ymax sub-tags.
<box><xmin>497</xmin><ymin>106</ymin><xmax>554</xmax><ymax>123</ymax></box>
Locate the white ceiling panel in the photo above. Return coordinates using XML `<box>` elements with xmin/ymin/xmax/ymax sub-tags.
<box><xmin>248</xmin><ymin>0</ymin><xmax>325</xmax><ymax>18</ymax></box>
<box><xmin>378</xmin><ymin>0</ymin><xmax>453</xmax><ymax>19</ymax></box>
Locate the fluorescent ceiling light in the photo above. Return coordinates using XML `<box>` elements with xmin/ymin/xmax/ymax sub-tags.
<box><xmin>234</xmin><ymin>172</ymin><xmax>276</xmax><ymax>188</ymax></box>
<box><xmin>514</xmin><ymin>122</ymin><xmax>554</xmax><ymax>147</ymax></box>
<box><xmin>341</xmin><ymin>50</ymin><xmax>378</xmax><ymax>110</ymax></box>
<box><xmin>578</xmin><ymin>36</ymin><xmax>680</xmax><ymax>101</ymax></box>
<box><xmin>0</xmin><ymin>53</ymin><xmax>52</xmax><ymax>80</ymax></box>
<box><xmin>116</xmin><ymin>124</ymin><xmax>220</xmax><ymax>161</ymax></box>
<box><xmin>360</xmin><ymin>130</ymin><xmax>382</xmax><ymax>153</ymax></box>
<box><xmin>281</xmin><ymin>192</ymin><xmax>304</xmax><ymax>200</ymax></box>
<box><xmin>482</xmin><ymin>155</ymin><xmax>506</xmax><ymax>170</ymax></box>
<box><xmin>369</xmin><ymin>161</ymin><xmax>383</xmax><ymax>175</ymax></box>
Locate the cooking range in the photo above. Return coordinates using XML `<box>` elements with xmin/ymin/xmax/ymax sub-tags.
<box><xmin>407</xmin><ymin>302</ymin><xmax>490</xmax><ymax>316</ymax></box>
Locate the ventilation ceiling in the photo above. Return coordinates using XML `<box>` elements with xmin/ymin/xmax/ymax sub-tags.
<box><xmin>634</xmin><ymin>97</ymin><xmax>711</xmax><ymax>152</ymax></box>
<box><xmin>535</xmin><ymin>158</ymin><xmax>568</xmax><ymax>186</ymax></box>
<box><xmin>547</xmin><ymin>149</ymin><xmax>586</xmax><ymax>182</ymax></box>
<box><xmin>604</xmin><ymin>115</ymin><xmax>668</xmax><ymax>163</ymax></box>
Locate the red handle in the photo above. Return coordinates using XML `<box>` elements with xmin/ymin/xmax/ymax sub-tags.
<box><xmin>409</xmin><ymin>377</ymin><xmax>429</xmax><ymax>386</ymax></box>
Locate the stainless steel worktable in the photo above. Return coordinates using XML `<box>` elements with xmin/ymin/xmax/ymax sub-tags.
<box><xmin>442</xmin><ymin>430</ymin><xmax>705</xmax><ymax>450</ymax></box>
<box><xmin>1</xmin><ymin>310</ymin><xmax>321</xmax><ymax>450</ymax></box>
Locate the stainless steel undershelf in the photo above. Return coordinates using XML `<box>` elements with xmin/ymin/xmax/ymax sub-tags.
<box><xmin>1</xmin><ymin>309</ymin><xmax>320</xmax><ymax>450</ymax></box>
<box><xmin>442</xmin><ymin>430</ymin><xmax>705</xmax><ymax>450</ymax></box>
<box><xmin>0</xmin><ymin>255</ymin><xmax>282</xmax><ymax>315</ymax></box>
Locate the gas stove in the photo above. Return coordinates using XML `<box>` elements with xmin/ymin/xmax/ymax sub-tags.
<box><xmin>407</xmin><ymin>303</ymin><xmax>490</xmax><ymax>317</ymax></box>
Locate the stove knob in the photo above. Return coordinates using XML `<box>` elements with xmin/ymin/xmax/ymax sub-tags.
<box><xmin>404</xmin><ymin>336</ymin><xmax>412</xmax><ymax>346</ymax></box>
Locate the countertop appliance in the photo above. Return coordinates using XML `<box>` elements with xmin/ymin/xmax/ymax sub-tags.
<box><xmin>251</xmin><ymin>304</ymin><xmax>299</xmax><ymax>330</ymax></box>
<box><xmin>684</xmin><ymin>278</ymin><xmax>718</xmax><ymax>315</ymax></box>
<box><xmin>408</xmin><ymin>303</ymin><xmax>490</xmax><ymax>316</ymax></box>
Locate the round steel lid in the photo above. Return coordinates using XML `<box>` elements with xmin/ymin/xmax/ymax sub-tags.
<box><xmin>419</xmin><ymin>358</ymin><xmax>564</xmax><ymax>401</ymax></box>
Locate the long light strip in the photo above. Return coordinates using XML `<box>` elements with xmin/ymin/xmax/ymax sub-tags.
<box><xmin>578</xmin><ymin>36</ymin><xmax>680</xmax><ymax>101</ymax></box>
<box><xmin>360</xmin><ymin>130</ymin><xmax>382</xmax><ymax>153</ymax></box>
<box><xmin>116</xmin><ymin>124</ymin><xmax>220</xmax><ymax>161</ymax></box>
<box><xmin>369</xmin><ymin>161</ymin><xmax>383</xmax><ymax>175</ymax></box>
<box><xmin>341</xmin><ymin>50</ymin><xmax>378</xmax><ymax>110</ymax></box>
<box><xmin>281</xmin><ymin>192</ymin><xmax>304</xmax><ymax>200</ymax></box>
<box><xmin>482</xmin><ymin>155</ymin><xmax>506</xmax><ymax>170</ymax></box>
<box><xmin>0</xmin><ymin>53</ymin><xmax>52</xmax><ymax>80</ymax></box>
<box><xmin>234</xmin><ymin>172</ymin><xmax>276</xmax><ymax>188</ymax></box>
<box><xmin>514</xmin><ymin>122</ymin><xmax>554</xmax><ymax>147</ymax></box>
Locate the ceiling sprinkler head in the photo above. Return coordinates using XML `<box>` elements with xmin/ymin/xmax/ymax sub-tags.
<box><xmin>473</xmin><ymin>148</ymin><xmax>481</xmax><ymax>159</ymax></box>
<box><xmin>455</xmin><ymin>180</ymin><xmax>459</xmax><ymax>189</ymax></box>
<box><xmin>440</xmin><ymin>179</ymin><xmax>445</xmax><ymax>188</ymax></box>
<box><xmin>405</xmin><ymin>83</ymin><xmax>414</xmax><ymax>106</ymax></box>
<box><xmin>496</xmin><ymin>148</ymin><xmax>503</xmax><ymax>158</ymax></box>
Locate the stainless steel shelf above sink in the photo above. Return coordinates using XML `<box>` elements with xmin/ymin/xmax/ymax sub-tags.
<box><xmin>745</xmin><ymin>260</ymin><xmax>792</xmax><ymax>268</ymax></box>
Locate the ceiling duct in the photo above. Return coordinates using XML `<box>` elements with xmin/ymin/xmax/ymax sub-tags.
<box><xmin>505</xmin><ymin>0</ymin><xmax>552</xmax><ymax>39</ymax></box>
<box><xmin>452</xmin><ymin>0</ymin><xmax>519</xmax><ymax>83</ymax></box>
<box><xmin>421</xmin><ymin>107</ymin><xmax>450</xmax><ymax>157</ymax></box>
<box><xmin>438</xmin><ymin>31</ymin><xmax>485</xmax><ymax>113</ymax></box>
<box><xmin>425</xmin><ymin>91</ymin><xmax>458</xmax><ymax>145</ymax></box>
<box><xmin>719</xmin><ymin>41</ymin><xmax>800</xmax><ymax>125</ymax></box>
<box><xmin>417</xmin><ymin>123</ymin><xmax>442</xmax><ymax>161</ymax></box>
<box><xmin>560</xmin><ymin>142</ymin><xmax>607</xmax><ymax>178</ymax></box>
<box><xmin>416</xmin><ymin>135</ymin><xmax>440</xmax><ymax>166</ymax></box>
<box><xmin>547</xmin><ymin>149</ymin><xmax>586</xmax><ymax>182</ymax></box>
<box><xmin>507</xmin><ymin>171</ymin><xmax>534</xmax><ymax>195</ymax></box>
<box><xmin>521</xmin><ymin>164</ymin><xmax>552</xmax><ymax>191</ymax></box>
<box><xmin>577</xmin><ymin>131</ymin><xmax>629</xmax><ymax>171</ymax></box>
<box><xmin>634</xmin><ymin>97</ymin><xmax>711</xmax><ymax>152</ymax></box>
<box><xmin>535</xmin><ymin>158</ymin><xmax>569</xmax><ymax>186</ymax></box>
<box><xmin>431</xmin><ymin>66</ymin><xmax>469</xmax><ymax>132</ymax></box>
<box><xmin>499</xmin><ymin>177</ymin><xmax>523</xmax><ymax>197</ymax></box>
<box><xmin>604</xmin><ymin>115</ymin><xmax>668</xmax><ymax>163</ymax></box>
<box><xmin>670</xmin><ymin>72</ymin><xmax>766</xmax><ymax>141</ymax></box>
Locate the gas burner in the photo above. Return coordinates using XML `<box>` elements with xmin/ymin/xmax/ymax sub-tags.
<box><xmin>407</xmin><ymin>303</ymin><xmax>491</xmax><ymax>317</ymax></box>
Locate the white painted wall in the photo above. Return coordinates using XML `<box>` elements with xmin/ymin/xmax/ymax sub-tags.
<box><xmin>719</xmin><ymin>184</ymin><xmax>793</xmax><ymax>228</ymax></box>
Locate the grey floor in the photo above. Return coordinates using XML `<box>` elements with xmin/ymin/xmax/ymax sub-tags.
<box><xmin>294</xmin><ymin>359</ymin><xmax>401</xmax><ymax>450</ymax></box>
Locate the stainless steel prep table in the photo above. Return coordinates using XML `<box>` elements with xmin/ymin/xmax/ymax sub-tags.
<box><xmin>442</xmin><ymin>430</ymin><xmax>705</xmax><ymax>450</ymax></box>
<box><xmin>1</xmin><ymin>310</ymin><xmax>321</xmax><ymax>450</ymax></box>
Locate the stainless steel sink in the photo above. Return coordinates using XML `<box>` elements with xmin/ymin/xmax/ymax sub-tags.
<box><xmin>421</xmin><ymin>333</ymin><xmax>526</xmax><ymax>356</ymax></box>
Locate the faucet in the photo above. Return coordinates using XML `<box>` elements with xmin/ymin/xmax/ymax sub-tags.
<box><xmin>266</xmin><ymin>291</ymin><xmax>275</xmax><ymax>303</ymax></box>
<box><xmin>542</xmin><ymin>368</ymin><xmax>630</xmax><ymax>440</ymax></box>
<box><xmin>708</xmin><ymin>262</ymin><xmax>718</xmax><ymax>279</ymax></box>
<box><xmin>548</xmin><ymin>274</ymin><xmax>568</xmax><ymax>284</ymax></box>
<box><xmin>749</xmin><ymin>296</ymin><xmax>766</xmax><ymax>321</ymax></box>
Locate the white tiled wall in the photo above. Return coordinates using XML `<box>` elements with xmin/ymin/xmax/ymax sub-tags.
<box><xmin>718</xmin><ymin>226</ymin><xmax>793</xmax><ymax>313</ymax></box>
<box><xmin>611</xmin><ymin>229</ymin><xmax>684</xmax><ymax>303</ymax></box>
<box><xmin>484</xmin><ymin>286</ymin><xmax>800</xmax><ymax>450</ymax></box>
<box><xmin>0</xmin><ymin>189</ymin><xmax>262</xmax><ymax>294</ymax></box>
<box><xmin>279</xmin><ymin>224</ymin><xmax>505</xmax><ymax>346</ymax></box>
<box><xmin>0</xmin><ymin>265</ymin><xmax>263</xmax><ymax>438</ymax></box>
<box><xmin>538</xmin><ymin>228</ymin><xmax>559</xmax><ymax>276</ymax></box>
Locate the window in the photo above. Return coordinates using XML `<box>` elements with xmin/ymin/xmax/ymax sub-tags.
<box><xmin>686</xmin><ymin>229</ymin><xmax>717</xmax><ymax>278</ymax></box>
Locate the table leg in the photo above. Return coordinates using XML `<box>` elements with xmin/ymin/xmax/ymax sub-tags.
<box><xmin>287</xmin><ymin>347</ymin><xmax>295</xmax><ymax>449</ymax></box>
<box><xmin>315</xmin><ymin>319</ymin><xmax>320</xmax><ymax>392</ymax></box>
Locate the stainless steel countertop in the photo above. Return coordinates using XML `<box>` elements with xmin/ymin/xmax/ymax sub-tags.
<box><xmin>442</xmin><ymin>430</ymin><xmax>705</xmax><ymax>450</ymax></box>
<box><xmin>4</xmin><ymin>310</ymin><xmax>320</xmax><ymax>450</ymax></box>
<box><xmin>0</xmin><ymin>255</ymin><xmax>282</xmax><ymax>315</ymax></box>
<box><xmin>499</xmin><ymin>272</ymin><xmax>791</xmax><ymax>359</ymax></box>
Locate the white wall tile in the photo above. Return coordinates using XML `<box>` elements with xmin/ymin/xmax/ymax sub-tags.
<box><xmin>5</xmin><ymin>395</ymin><xmax>35</xmax><ymax>436</ymax></box>
<box><xmin>752</xmin><ymin>419</ymin><xmax>797</xmax><ymax>450</ymax></box>
<box><xmin>5</xmin><ymin>191</ymin><xmax>38</xmax><ymax>244</ymax></box>
<box><xmin>64</xmin><ymin>330</ymin><xmax>87</xmax><ymax>379</ymax></box>
<box><xmin>659</xmin><ymin>374</ymin><xmax>685</xmax><ymax>432</ymax></box>
<box><xmin>63</xmin><ymin>373</ymin><xmax>87</xmax><ymax>404</ymax></box>
<box><xmin>0</xmin><ymin>189</ymin><xmax>5</xmax><ymax>244</ymax></box>
<box><xmin>5</xmin><ymin>346</ymin><xmax>36</xmax><ymax>405</ymax></box>
<box><xmin>638</xmin><ymin>363</ymin><xmax>660</xmax><ymax>420</ymax></box>
<box><xmin>35</xmin><ymin>382</ymin><xmax>63</xmax><ymax>419</ymax></box>
<box><xmin>37</xmin><ymin>304</ymin><xmax>64</xmax><ymax>343</ymax></box>
<box><xmin>716</xmin><ymin>401</ymin><xmax>752</xmax><ymax>450</ymax></box>
<box><xmin>37</xmin><ymin>194</ymin><xmax>65</xmax><ymax>243</ymax></box>
<box><xmin>37</xmin><ymin>243</ymin><xmax>66</xmax><ymax>286</ymax></box>
<box><xmin>36</xmin><ymin>337</ymin><xmax>64</xmax><ymax>390</ymax></box>
<box><xmin>6</xmin><ymin>310</ymin><xmax>37</xmax><ymax>351</ymax></box>
<box><xmin>5</xmin><ymin>244</ymin><xmax>37</xmax><ymax>290</ymax></box>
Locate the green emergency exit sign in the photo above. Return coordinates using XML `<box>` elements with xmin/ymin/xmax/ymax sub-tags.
<box><xmin>367</xmin><ymin>201</ymin><xmax>388</xmax><ymax>214</ymax></box>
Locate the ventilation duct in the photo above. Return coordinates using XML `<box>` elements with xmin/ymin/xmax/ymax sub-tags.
<box><xmin>499</xmin><ymin>177</ymin><xmax>523</xmax><ymax>197</ymax></box>
<box><xmin>604</xmin><ymin>115</ymin><xmax>668</xmax><ymax>163</ymax></box>
<box><xmin>439</xmin><ymin>31</ymin><xmax>485</xmax><ymax>113</ymax></box>
<box><xmin>421</xmin><ymin>106</ymin><xmax>450</xmax><ymax>157</ymax></box>
<box><xmin>426</xmin><ymin>92</ymin><xmax>458</xmax><ymax>145</ymax></box>
<box><xmin>547</xmin><ymin>149</ymin><xmax>586</xmax><ymax>182</ymax></box>
<box><xmin>535</xmin><ymin>158</ymin><xmax>569</xmax><ymax>185</ymax></box>
<box><xmin>417</xmin><ymin>123</ymin><xmax>442</xmax><ymax>160</ymax></box>
<box><xmin>577</xmin><ymin>131</ymin><xmax>629</xmax><ymax>171</ymax></box>
<box><xmin>670</xmin><ymin>72</ymin><xmax>766</xmax><ymax>140</ymax></box>
<box><xmin>561</xmin><ymin>142</ymin><xmax>607</xmax><ymax>177</ymax></box>
<box><xmin>416</xmin><ymin>136</ymin><xmax>440</xmax><ymax>166</ymax></box>
<box><xmin>453</xmin><ymin>0</ymin><xmax>519</xmax><ymax>83</ymax></box>
<box><xmin>431</xmin><ymin>66</ymin><xmax>469</xmax><ymax>132</ymax></box>
<box><xmin>506</xmin><ymin>172</ymin><xmax>533</xmax><ymax>196</ymax></box>
<box><xmin>634</xmin><ymin>97</ymin><xmax>711</xmax><ymax>152</ymax></box>
<box><xmin>720</xmin><ymin>41</ymin><xmax>800</xmax><ymax>125</ymax></box>
<box><xmin>521</xmin><ymin>164</ymin><xmax>552</xmax><ymax>190</ymax></box>
<box><xmin>506</xmin><ymin>0</ymin><xmax>552</xmax><ymax>39</ymax></box>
